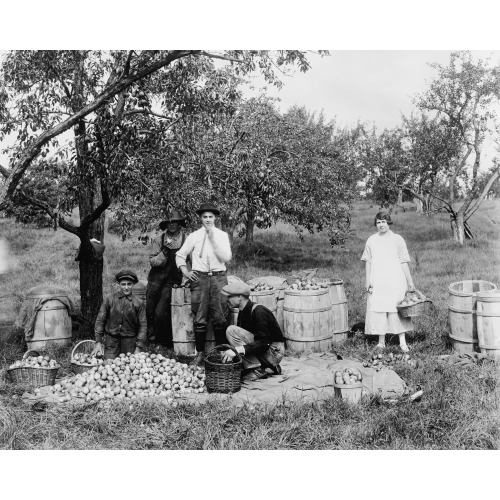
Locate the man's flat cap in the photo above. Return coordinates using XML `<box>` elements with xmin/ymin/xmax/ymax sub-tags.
<box><xmin>221</xmin><ymin>282</ymin><xmax>251</xmax><ymax>297</ymax></box>
<box><xmin>115</xmin><ymin>269</ymin><xmax>139</xmax><ymax>284</ymax></box>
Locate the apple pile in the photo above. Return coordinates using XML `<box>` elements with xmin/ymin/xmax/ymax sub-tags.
<box><xmin>334</xmin><ymin>367</ymin><xmax>363</xmax><ymax>385</ymax></box>
<box><xmin>45</xmin><ymin>352</ymin><xmax>206</xmax><ymax>403</ymax></box>
<box><xmin>72</xmin><ymin>353</ymin><xmax>102</xmax><ymax>366</ymax></box>
<box><xmin>363</xmin><ymin>352</ymin><xmax>416</xmax><ymax>370</ymax></box>
<box><xmin>249</xmin><ymin>282</ymin><xmax>275</xmax><ymax>292</ymax></box>
<box><xmin>9</xmin><ymin>355</ymin><xmax>59</xmax><ymax>370</ymax></box>
<box><xmin>288</xmin><ymin>279</ymin><xmax>330</xmax><ymax>291</ymax></box>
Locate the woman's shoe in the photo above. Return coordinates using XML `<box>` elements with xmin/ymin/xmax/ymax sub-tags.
<box><xmin>376</xmin><ymin>343</ymin><xmax>386</xmax><ymax>350</ymax></box>
<box><xmin>400</xmin><ymin>344</ymin><xmax>410</xmax><ymax>353</ymax></box>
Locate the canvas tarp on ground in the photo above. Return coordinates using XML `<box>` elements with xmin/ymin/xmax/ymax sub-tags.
<box><xmin>21</xmin><ymin>352</ymin><xmax>407</xmax><ymax>407</ymax></box>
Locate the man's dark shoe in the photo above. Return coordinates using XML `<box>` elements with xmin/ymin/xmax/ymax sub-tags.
<box><xmin>242</xmin><ymin>368</ymin><xmax>268</xmax><ymax>382</ymax></box>
<box><xmin>190</xmin><ymin>352</ymin><xmax>205</xmax><ymax>367</ymax></box>
<box><xmin>259</xmin><ymin>357</ymin><xmax>282</xmax><ymax>376</ymax></box>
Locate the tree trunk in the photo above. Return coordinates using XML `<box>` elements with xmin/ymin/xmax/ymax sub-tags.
<box><xmin>451</xmin><ymin>212</ymin><xmax>465</xmax><ymax>245</ymax></box>
<box><xmin>414</xmin><ymin>197</ymin><xmax>423</xmax><ymax>213</ymax></box>
<box><xmin>245</xmin><ymin>212</ymin><xmax>255</xmax><ymax>243</ymax></box>
<box><xmin>397</xmin><ymin>187</ymin><xmax>403</xmax><ymax>207</ymax></box>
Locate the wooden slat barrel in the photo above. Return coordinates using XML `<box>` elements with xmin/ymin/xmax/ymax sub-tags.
<box><xmin>171</xmin><ymin>287</ymin><xmax>215</xmax><ymax>356</ymax></box>
<box><xmin>476</xmin><ymin>291</ymin><xmax>500</xmax><ymax>359</ymax></box>
<box><xmin>276</xmin><ymin>287</ymin><xmax>285</xmax><ymax>331</ymax></box>
<box><xmin>448</xmin><ymin>280</ymin><xmax>497</xmax><ymax>354</ymax></box>
<box><xmin>319</xmin><ymin>279</ymin><xmax>349</xmax><ymax>343</ymax></box>
<box><xmin>24</xmin><ymin>285</ymin><xmax>72</xmax><ymax>350</ymax></box>
<box><xmin>249</xmin><ymin>289</ymin><xmax>278</xmax><ymax>315</ymax></box>
<box><xmin>283</xmin><ymin>288</ymin><xmax>333</xmax><ymax>353</ymax></box>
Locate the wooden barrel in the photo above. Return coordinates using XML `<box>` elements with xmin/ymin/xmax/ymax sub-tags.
<box><xmin>283</xmin><ymin>288</ymin><xmax>333</xmax><ymax>353</ymax></box>
<box><xmin>448</xmin><ymin>280</ymin><xmax>497</xmax><ymax>354</ymax></box>
<box><xmin>250</xmin><ymin>289</ymin><xmax>278</xmax><ymax>315</ymax></box>
<box><xmin>171</xmin><ymin>287</ymin><xmax>215</xmax><ymax>356</ymax></box>
<box><xmin>276</xmin><ymin>287</ymin><xmax>285</xmax><ymax>331</ymax></box>
<box><xmin>319</xmin><ymin>279</ymin><xmax>349</xmax><ymax>343</ymax></box>
<box><xmin>476</xmin><ymin>291</ymin><xmax>500</xmax><ymax>359</ymax></box>
<box><xmin>24</xmin><ymin>284</ymin><xmax>72</xmax><ymax>350</ymax></box>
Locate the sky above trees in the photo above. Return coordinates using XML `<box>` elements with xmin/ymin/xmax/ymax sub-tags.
<box><xmin>2</xmin><ymin>50</ymin><xmax>500</xmax><ymax>167</ymax></box>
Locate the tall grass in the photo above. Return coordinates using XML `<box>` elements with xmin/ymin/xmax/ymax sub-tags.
<box><xmin>0</xmin><ymin>200</ymin><xmax>499</xmax><ymax>449</ymax></box>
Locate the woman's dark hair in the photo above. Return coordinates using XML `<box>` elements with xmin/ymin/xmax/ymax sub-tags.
<box><xmin>374</xmin><ymin>212</ymin><xmax>393</xmax><ymax>226</ymax></box>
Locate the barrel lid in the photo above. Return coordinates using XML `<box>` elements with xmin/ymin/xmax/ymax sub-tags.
<box><xmin>26</xmin><ymin>284</ymin><xmax>69</xmax><ymax>298</ymax></box>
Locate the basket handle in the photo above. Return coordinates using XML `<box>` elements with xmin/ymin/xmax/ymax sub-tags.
<box><xmin>23</xmin><ymin>349</ymin><xmax>41</xmax><ymax>360</ymax></box>
<box><xmin>405</xmin><ymin>289</ymin><xmax>428</xmax><ymax>301</ymax></box>
<box><xmin>206</xmin><ymin>344</ymin><xmax>241</xmax><ymax>362</ymax></box>
<box><xmin>71</xmin><ymin>340</ymin><xmax>96</xmax><ymax>361</ymax></box>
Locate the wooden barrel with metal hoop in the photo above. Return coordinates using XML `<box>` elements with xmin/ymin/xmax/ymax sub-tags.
<box><xmin>283</xmin><ymin>288</ymin><xmax>333</xmax><ymax>352</ymax></box>
<box><xmin>448</xmin><ymin>280</ymin><xmax>497</xmax><ymax>354</ymax></box>
<box><xmin>476</xmin><ymin>291</ymin><xmax>500</xmax><ymax>360</ymax></box>
<box><xmin>171</xmin><ymin>287</ymin><xmax>215</xmax><ymax>356</ymax></box>
<box><xmin>23</xmin><ymin>284</ymin><xmax>73</xmax><ymax>350</ymax></box>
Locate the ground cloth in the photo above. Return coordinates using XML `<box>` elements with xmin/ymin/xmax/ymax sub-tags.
<box><xmin>20</xmin><ymin>352</ymin><xmax>406</xmax><ymax>407</ymax></box>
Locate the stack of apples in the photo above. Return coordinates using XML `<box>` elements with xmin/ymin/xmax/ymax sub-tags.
<box><xmin>9</xmin><ymin>355</ymin><xmax>59</xmax><ymax>370</ymax></box>
<box><xmin>289</xmin><ymin>279</ymin><xmax>330</xmax><ymax>291</ymax></box>
<box><xmin>249</xmin><ymin>282</ymin><xmax>275</xmax><ymax>292</ymax></box>
<box><xmin>46</xmin><ymin>352</ymin><xmax>206</xmax><ymax>403</ymax></box>
<box><xmin>334</xmin><ymin>367</ymin><xmax>363</xmax><ymax>385</ymax></box>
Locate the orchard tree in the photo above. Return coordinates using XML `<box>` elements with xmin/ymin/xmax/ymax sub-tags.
<box><xmin>113</xmin><ymin>95</ymin><xmax>361</xmax><ymax>247</ymax></box>
<box><xmin>0</xmin><ymin>50</ymin><xmax>325</xmax><ymax>335</ymax></box>
<box><xmin>415</xmin><ymin>51</ymin><xmax>500</xmax><ymax>244</ymax></box>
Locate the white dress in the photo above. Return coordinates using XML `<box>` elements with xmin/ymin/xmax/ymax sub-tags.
<box><xmin>361</xmin><ymin>230</ymin><xmax>413</xmax><ymax>336</ymax></box>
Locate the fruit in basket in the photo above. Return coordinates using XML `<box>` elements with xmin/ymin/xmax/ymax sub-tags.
<box><xmin>9</xmin><ymin>355</ymin><xmax>60</xmax><ymax>370</ymax></box>
<box><xmin>334</xmin><ymin>367</ymin><xmax>363</xmax><ymax>385</ymax></box>
<box><xmin>47</xmin><ymin>352</ymin><xmax>207</xmax><ymax>403</ymax></box>
<box><xmin>72</xmin><ymin>352</ymin><xmax>102</xmax><ymax>366</ymax></box>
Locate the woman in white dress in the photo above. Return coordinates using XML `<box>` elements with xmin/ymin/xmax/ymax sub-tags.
<box><xmin>361</xmin><ymin>212</ymin><xmax>415</xmax><ymax>352</ymax></box>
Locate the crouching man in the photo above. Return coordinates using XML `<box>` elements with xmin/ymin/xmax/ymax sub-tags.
<box><xmin>220</xmin><ymin>282</ymin><xmax>285</xmax><ymax>382</ymax></box>
<box><xmin>93</xmin><ymin>269</ymin><xmax>147</xmax><ymax>360</ymax></box>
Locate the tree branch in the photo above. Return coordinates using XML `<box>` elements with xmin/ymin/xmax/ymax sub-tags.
<box><xmin>200</xmin><ymin>51</ymin><xmax>245</xmax><ymax>64</ymax></box>
<box><xmin>464</xmin><ymin>167</ymin><xmax>500</xmax><ymax>220</ymax></box>
<box><xmin>0</xmin><ymin>50</ymin><xmax>197</xmax><ymax>209</ymax></box>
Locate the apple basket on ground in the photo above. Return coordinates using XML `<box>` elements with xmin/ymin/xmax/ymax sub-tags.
<box><xmin>7</xmin><ymin>350</ymin><xmax>60</xmax><ymax>387</ymax></box>
<box><xmin>397</xmin><ymin>290</ymin><xmax>432</xmax><ymax>318</ymax></box>
<box><xmin>333</xmin><ymin>368</ymin><xmax>364</xmax><ymax>403</ymax></box>
<box><xmin>71</xmin><ymin>340</ymin><xmax>102</xmax><ymax>375</ymax></box>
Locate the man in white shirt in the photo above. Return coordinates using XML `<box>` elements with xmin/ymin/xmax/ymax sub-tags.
<box><xmin>176</xmin><ymin>203</ymin><xmax>232</xmax><ymax>366</ymax></box>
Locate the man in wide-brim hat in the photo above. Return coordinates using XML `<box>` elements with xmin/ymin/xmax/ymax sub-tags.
<box><xmin>175</xmin><ymin>202</ymin><xmax>232</xmax><ymax>366</ymax></box>
<box><xmin>219</xmin><ymin>282</ymin><xmax>285</xmax><ymax>381</ymax></box>
<box><xmin>146</xmin><ymin>209</ymin><xmax>188</xmax><ymax>354</ymax></box>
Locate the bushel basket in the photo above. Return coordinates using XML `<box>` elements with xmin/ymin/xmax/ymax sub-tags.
<box><xmin>204</xmin><ymin>344</ymin><xmax>242</xmax><ymax>394</ymax></box>
<box><xmin>7</xmin><ymin>350</ymin><xmax>59</xmax><ymax>387</ymax></box>
<box><xmin>71</xmin><ymin>340</ymin><xmax>99</xmax><ymax>375</ymax></box>
<box><xmin>397</xmin><ymin>290</ymin><xmax>432</xmax><ymax>318</ymax></box>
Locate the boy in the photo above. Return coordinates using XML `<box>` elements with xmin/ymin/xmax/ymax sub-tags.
<box><xmin>93</xmin><ymin>269</ymin><xmax>147</xmax><ymax>360</ymax></box>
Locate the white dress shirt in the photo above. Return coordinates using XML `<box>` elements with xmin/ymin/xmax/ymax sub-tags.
<box><xmin>175</xmin><ymin>227</ymin><xmax>232</xmax><ymax>272</ymax></box>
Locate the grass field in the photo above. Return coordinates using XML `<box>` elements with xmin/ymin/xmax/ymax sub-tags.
<box><xmin>1</xmin><ymin>200</ymin><xmax>499</xmax><ymax>450</ymax></box>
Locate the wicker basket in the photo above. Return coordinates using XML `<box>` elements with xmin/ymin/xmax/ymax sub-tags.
<box><xmin>7</xmin><ymin>349</ymin><xmax>59</xmax><ymax>387</ymax></box>
<box><xmin>71</xmin><ymin>340</ymin><xmax>99</xmax><ymax>375</ymax></box>
<box><xmin>204</xmin><ymin>344</ymin><xmax>242</xmax><ymax>394</ymax></box>
<box><xmin>397</xmin><ymin>290</ymin><xmax>432</xmax><ymax>318</ymax></box>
